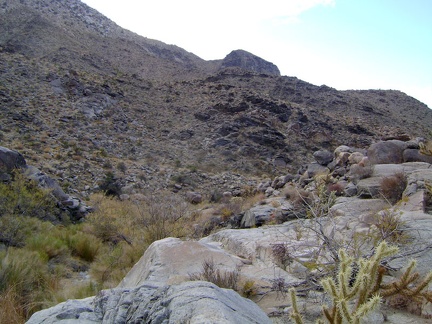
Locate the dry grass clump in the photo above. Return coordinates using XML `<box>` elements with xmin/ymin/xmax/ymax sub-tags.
<box><xmin>189</xmin><ymin>258</ymin><xmax>240</xmax><ymax>291</ymax></box>
<box><xmin>284</xmin><ymin>185</ymin><xmax>311</xmax><ymax>207</ymax></box>
<box><xmin>371</xmin><ymin>209</ymin><xmax>409</xmax><ymax>245</ymax></box>
<box><xmin>86</xmin><ymin>192</ymin><xmax>195</xmax><ymax>287</ymax></box>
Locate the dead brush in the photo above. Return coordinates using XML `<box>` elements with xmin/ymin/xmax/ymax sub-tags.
<box><xmin>380</xmin><ymin>172</ymin><xmax>407</xmax><ymax>205</ymax></box>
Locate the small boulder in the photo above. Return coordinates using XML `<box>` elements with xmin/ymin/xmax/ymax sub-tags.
<box><xmin>241</xmin><ymin>205</ymin><xmax>275</xmax><ymax>228</ymax></box>
<box><xmin>348</xmin><ymin>152</ymin><xmax>364</xmax><ymax>165</ymax></box>
<box><xmin>0</xmin><ymin>146</ymin><xmax>26</xmax><ymax>180</ymax></box>
<box><xmin>305</xmin><ymin>163</ymin><xmax>329</xmax><ymax>178</ymax></box>
<box><xmin>313</xmin><ymin>149</ymin><xmax>333</xmax><ymax>166</ymax></box>
<box><xmin>186</xmin><ymin>191</ymin><xmax>202</xmax><ymax>204</ymax></box>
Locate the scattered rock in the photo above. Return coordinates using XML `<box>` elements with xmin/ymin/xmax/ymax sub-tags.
<box><xmin>186</xmin><ymin>191</ymin><xmax>202</xmax><ymax>204</ymax></box>
<box><xmin>313</xmin><ymin>149</ymin><xmax>333</xmax><ymax>166</ymax></box>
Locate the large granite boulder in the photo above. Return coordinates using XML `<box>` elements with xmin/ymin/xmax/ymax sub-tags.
<box><xmin>367</xmin><ymin>140</ymin><xmax>408</xmax><ymax>164</ymax></box>
<box><xmin>27</xmin><ymin>281</ymin><xmax>271</xmax><ymax>324</ymax></box>
<box><xmin>118</xmin><ymin>237</ymin><xmax>244</xmax><ymax>288</ymax></box>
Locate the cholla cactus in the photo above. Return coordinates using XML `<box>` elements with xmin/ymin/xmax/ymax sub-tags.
<box><xmin>290</xmin><ymin>241</ymin><xmax>432</xmax><ymax>323</ymax></box>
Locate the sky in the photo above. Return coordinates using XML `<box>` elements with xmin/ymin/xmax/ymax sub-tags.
<box><xmin>81</xmin><ymin>0</ymin><xmax>432</xmax><ymax>108</ymax></box>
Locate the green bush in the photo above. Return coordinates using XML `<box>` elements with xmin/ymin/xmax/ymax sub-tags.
<box><xmin>99</xmin><ymin>172</ymin><xmax>122</xmax><ymax>197</ymax></box>
<box><xmin>26</xmin><ymin>233</ymin><xmax>69</xmax><ymax>261</ymax></box>
<box><xmin>0</xmin><ymin>171</ymin><xmax>60</xmax><ymax>222</ymax></box>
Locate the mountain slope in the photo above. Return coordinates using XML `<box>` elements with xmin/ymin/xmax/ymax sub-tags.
<box><xmin>1</xmin><ymin>0</ymin><xmax>431</xmax><ymax>198</ymax></box>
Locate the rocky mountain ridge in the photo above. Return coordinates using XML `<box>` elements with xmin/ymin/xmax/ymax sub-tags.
<box><xmin>1</xmin><ymin>0</ymin><xmax>431</xmax><ymax>200</ymax></box>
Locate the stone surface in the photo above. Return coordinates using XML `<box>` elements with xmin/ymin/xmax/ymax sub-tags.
<box><xmin>356</xmin><ymin>177</ymin><xmax>383</xmax><ymax>198</ymax></box>
<box><xmin>241</xmin><ymin>205</ymin><xmax>275</xmax><ymax>228</ymax></box>
<box><xmin>368</xmin><ymin>140</ymin><xmax>409</xmax><ymax>164</ymax></box>
<box><xmin>118</xmin><ymin>237</ymin><xmax>244</xmax><ymax>288</ymax></box>
<box><xmin>313</xmin><ymin>149</ymin><xmax>333</xmax><ymax>166</ymax></box>
<box><xmin>403</xmin><ymin>149</ymin><xmax>432</xmax><ymax>164</ymax></box>
<box><xmin>0</xmin><ymin>146</ymin><xmax>26</xmax><ymax>180</ymax></box>
<box><xmin>28</xmin><ymin>282</ymin><xmax>271</xmax><ymax>324</ymax></box>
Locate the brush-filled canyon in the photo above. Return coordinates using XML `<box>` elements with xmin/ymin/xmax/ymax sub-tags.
<box><xmin>1</xmin><ymin>0</ymin><xmax>432</xmax><ymax>323</ymax></box>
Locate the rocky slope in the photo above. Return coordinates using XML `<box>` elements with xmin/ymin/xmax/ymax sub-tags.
<box><xmin>27</xmin><ymin>139</ymin><xmax>432</xmax><ymax>323</ymax></box>
<box><xmin>1</xmin><ymin>0</ymin><xmax>432</xmax><ymax>201</ymax></box>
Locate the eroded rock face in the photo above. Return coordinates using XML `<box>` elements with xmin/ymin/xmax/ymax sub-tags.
<box><xmin>27</xmin><ymin>281</ymin><xmax>271</xmax><ymax>324</ymax></box>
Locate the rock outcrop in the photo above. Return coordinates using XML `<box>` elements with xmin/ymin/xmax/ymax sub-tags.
<box><xmin>0</xmin><ymin>146</ymin><xmax>90</xmax><ymax>221</ymax></box>
<box><xmin>220</xmin><ymin>50</ymin><xmax>281</xmax><ymax>76</ymax></box>
<box><xmin>27</xmin><ymin>281</ymin><xmax>271</xmax><ymax>324</ymax></box>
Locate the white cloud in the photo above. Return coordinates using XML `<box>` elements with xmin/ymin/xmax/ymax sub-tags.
<box><xmin>83</xmin><ymin>0</ymin><xmax>335</xmax><ymax>59</ymax></box>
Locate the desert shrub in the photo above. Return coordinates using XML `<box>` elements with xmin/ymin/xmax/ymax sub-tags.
<box><xmin>306</xmin><ymin>184</ymin><xmax>337</xmax><ymax>220</ymax></box>
<box><xmin>284</xmin><ymin>186</ymin><xmax>312</xmax><ymax>207</ymax></box>
<box><xmin>271</xmin><ymin>242</ymin><xmax>292</xmax><ymax>269</ymax></box>
<box><xmin>0</xmin><ymin>171</ymin><xmax>60</xmax><ymax>222</ymax></box>
<box><xmin>116</xmin><ymin>161</ymin><xmax>127</xmax><ymax>173</ymax></box>
<box><xmin>90</xmin><ymin>243</ymin><xmax>143</xmax><ymax>288</ymax></box>
<box><xmin>240</xmin><ymin>280</ymin><xmax>257</xmax><ymax>298</ymax></box>
<box><xmin>0</xmin><ymin>285</ymin><xmax>27</xmax><ymax>324</ymax></box>
<box><xmin>0</xmin><ymin>215</ymin><xmax>30</xmax><ymax>247</ymax></box>
<box><xmin>87</xmin><ymin>194</ymin><xmax>135</xmax><ymax>245</ymax></box>
<box><xmin>370</xmin><ymin>209</ymin><xmax>409</xmax><ymax>245</ymax></box>
<box><xmin>26</xmin><ymin>233</ymin><xmax>69</xmax><ymax>261</ymax></box>
<box><xmin>99</xmin><ymin>172</ymin><xmax>122</xmax><ymax>197</ymax></box>
<box><xmin>134</xmin><ymin>193</ymin><xmax>192</xmax><ymax>245</ymax></box>
<box><xmin>216</xmin><ymin>197</ymin><xmax>243</xmax><ymax>221</ymax></box>
<box><xmin>271</xmin><ymin>276</ymin><xmax>289</xmax><ymax>299</ymax></box>
<box><xmin>63</xmin><ymin>230</ymin><xmax>102</xmax><ymax>262</ymax></box>
<box><xmin>380</xmin><ymin>172</ymin><xmax>407</xmax><ymax>204</ymax></box>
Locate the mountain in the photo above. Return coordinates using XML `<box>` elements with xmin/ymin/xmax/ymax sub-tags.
<box><xmin>1</xmin><ymin>0</ymin><xmax>432</xmax><ymax>198</ymax></box>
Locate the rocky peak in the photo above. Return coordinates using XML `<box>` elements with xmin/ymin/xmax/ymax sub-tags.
<box><xmin>220</xmin><ymin>49</ymin><xmax>281</xmax><ymax>76</ymax></box>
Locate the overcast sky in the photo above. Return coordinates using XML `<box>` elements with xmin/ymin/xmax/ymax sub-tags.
<box><xmin>81</xmin><ymin>0</ymin><xmax>432</xmax><ymax>108</ymax></box>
